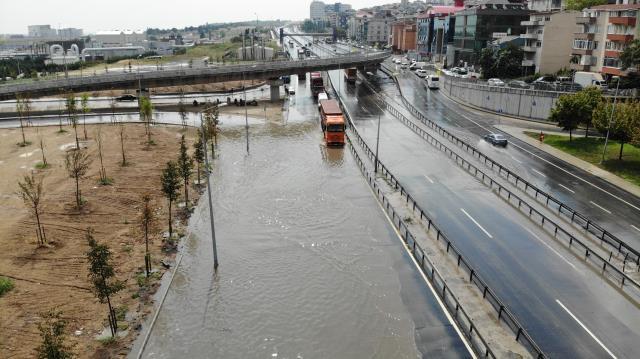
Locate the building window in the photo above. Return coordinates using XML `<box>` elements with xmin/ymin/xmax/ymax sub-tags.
<box><xmin>603</xmin><ymin>57</ymin><xmax>620</xmax><ymax>67</ymax></box>
<box><xmin>536</xmin><ymin>41</ymin><xmax>541</xmax><ymax>47</ymax></box>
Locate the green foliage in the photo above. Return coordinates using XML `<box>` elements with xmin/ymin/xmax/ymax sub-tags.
<box><xmin>593</xmin><ymin>100</ymin><xmax>640</xmax><ymax>159</ymax></box>
<box><xmin>549</xmin><ymin>87</ymin><xmax>603</xmax><ymax>140</ymax></box>
<box><xmin>35</xmin><ymin>310</ymin><xmax>74</xmax><ymax>359</ymax></box>
<box><xmin>479</xmin><ymin>44</ymin><xmax>524</xmax><ymax>79</ymax></box>
<box><xmin>620</xmin><ymin>39</ymin><xmax>640</xmax><ymax>71</ymax></box>
<box><xmin>302</xmin><ymin>19</ymin><xmax>328</xmax><ymax>33</ymax></box>
<box><xmin>161</xmin><ymin>161</ymin><xmax>182</xmax><ymax>203</ymax></box>
<box><xmin>565</xmin><ymin>0</ymin><xmax>606</xmax><ymax>10</ymax></box>
<box><xmin>35</xmin><ymin>162</ymin><xmax>50</xmax><ymax>169</ymax></box>
<box><xmin>139</xmin><ymin>96</ymin><xmax>154</xmax><ymax>144</ymax></box>
<box><xmin>0</xmin><ymin>276</ymin><xmax>14</xmax><ymax>296</ymax></box>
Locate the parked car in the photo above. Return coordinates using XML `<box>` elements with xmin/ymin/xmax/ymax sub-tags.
<box><xmin>483</xmin><ymin>133</ymin><xmax>508</xmax><ymax>147</ymax></box>
<box><xmin>487</xmin><ymin>78</ymin><xmax>506</xmax><ymax>87</ymax></box>
<box><xmin>532</xmin><ymin>76</ymin><xmax>556</xmax><ymax>90</ymax></box>
<box><xmin>416</xmin><ymin>69</ymin><xmax>428</xmax><ymax>78</ymax></box>
<box><xmin>508</xmin><ymin>80</ymin><xmax>530</xmax><ymax>89</ymax></box>
<box><xmin>116</xmin><ymin>94</ymin><xmax>137</xmax><ymax>101</ymax></box>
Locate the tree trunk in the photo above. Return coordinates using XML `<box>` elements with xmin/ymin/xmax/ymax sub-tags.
<box><xmin>184</xmin><ymin>178</ymin><xmax>189</xmax><ymax>208</ymax></box>
<box><xmin>75</xmin><ymin>176</ymin><xmax>81</xmax><ymax>208</ymax></box>
<box><xmin>197</xmin><ymin>162</ymin><xmax>201</xmax><ymax>185</ymax></box>
<box><xmin>569</xmin><ymin>128</ymin><xmax>572</xmax><ymax>142</ymax></box>
<box><xmin>34</xmin><ymin>207</ymin><xmax>43</xmax><ymax>245</ymax></box>
<box><xmin>619</xmin><ymin>141</ymin><xmax>625</xmax><ymax>160</ymax></box>
<box><xmin>74</xmin><ymin>125</ymin><xmax>80</xmax><ymax>150</ymax></box>
<box><xmin>58</xmin><ymin>118</ymin><xmax>63</xmax><ymax>132</ymax></box>
<box><xmin>585</xmin><ymin>123</ymin><xmax>590</xmax><ymax>138</ymax></box>
<box><xmin>145</xmin><ymin>222</ymin><xmax>150</xmax><ymax>277</ymax></box>
<box><xmin>120</xmin><ymin>135</ymin><xmax>126</xmax><ymax>166</ymax></box>
<box><xmin>83</xmin><ymin>114</ymin><xmax>88</xmax><ymax>140</ymax></box>
<box><xmin>168</xmin><ymin>199</ymin><xmax>173</xmax><ymax>239</ymax></box>
<box><xmin>105</xmin><ymin>294</ymin><xmax>116</xmax><ymax>337</ymax></box>
<box><xmin>19</xmin><ymin>118</ymin><xmax>26</xmax><ymax>144</ymax></box>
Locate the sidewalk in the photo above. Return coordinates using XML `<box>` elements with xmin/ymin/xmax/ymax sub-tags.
<box><xmin>496</xmin><ymin>124</ymin><xmax>640</xmax><ymax>198</ymax></box>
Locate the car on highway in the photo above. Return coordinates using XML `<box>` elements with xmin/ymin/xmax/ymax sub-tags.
<box><xmin>116</xmin><ymin>94</ymin><xmax>137</xmax><ymax>101</ymax></box>
<box><xmin>487</xmin><ymin>78</ymin><xmax>506</xmax><ymax>87</ymax></box>
<box><xmin>416</xmin><ymin>69</ymin><xmax>428</xmax><ymax>78</ymax></box>
<box><xmin>508</xmin><ymin>80</ymin><xmax>530</xmax><ymax>89</ymax></box>
<box><xmin>483</xmin><ymin>133</ymin><xmax>508</xmax><ymax>147</ymax></box>
<box><xmin>426</xmin><ymin>75</ymin><xmax>440</xmax><ymax>89</ymax></box>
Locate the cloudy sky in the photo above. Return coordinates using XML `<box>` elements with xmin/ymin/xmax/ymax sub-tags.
<box><xmin>0</xmin><ymin>0</ymin><xmax>395</xmax><ymax>34</ymax></box>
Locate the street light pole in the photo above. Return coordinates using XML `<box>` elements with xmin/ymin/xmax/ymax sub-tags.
<box><xmin>201</xmin><ymin>113</ymin><xmax>219</xmax><ymax>269</ymax></box>
<box><xmin>243</xmin><ymin>70</ymin><xmax>249</xmax><ymax>154</ymax></box>
<box><xmin>601</xmin><ymin>76</ymin><xmax>621</xmax><ymax>164</ymax></box>
<box><xmin>374</xmin><ymin>112</ymin><xmax>381</xmax><ymax>173</ymax></box>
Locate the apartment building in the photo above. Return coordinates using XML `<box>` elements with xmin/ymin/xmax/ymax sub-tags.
<box><xmin>390</xmin><ymin>19</ymin><xmax>417</xmax><ymax>52</ymax></box>
<box><xmin>348</xmin><ymin>10</ymin><xmax>394</xmax><ymax>45</ymax></box>
<box><xmin>571</xmin><ymin>4</ymin><xmax>640</xmax><ymax>77</ymax></box>
<box><xmin>416</xmin><ymin>5</ymin><xmax>463</xmax><ymax>61</ymax></box>
<box><xmin>310</xmin><ymin>1</ymin><xmax>326</xmax><ymax>22</ymax></box>
<box><xmin>520</xmin><ymin>11</ymin><xmax>579</xmax><ymax>74</ymax></box>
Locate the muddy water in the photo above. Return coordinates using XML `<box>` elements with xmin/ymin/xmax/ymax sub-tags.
<box><xmin>124</xmin><ymin>79</ymin><xmax>469</xmax><ymax>358</ymax></box>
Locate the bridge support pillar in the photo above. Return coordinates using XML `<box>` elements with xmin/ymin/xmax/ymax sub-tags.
<box><xmin>267</xmin><ymin>78</ymin><xmax>283</xmax><ymax>102</ymax></box>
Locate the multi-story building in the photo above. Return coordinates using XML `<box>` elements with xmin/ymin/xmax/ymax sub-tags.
<box><xmin>571</xmin><ymin>3</ymin><xmax>640</xmax><ymax>77</ymax></box>
<box><xmin>310</xmin><ymin>1</ymin><xmax>327</xmax><ymax>22</ymax></box>
<box><xmin>92</xmin><ymin>30</ymin><xmax>146</xmax><ymax>48</ymax></box>
<box><xmin>390</xmin><ymin>18</ymin><xmax>418</xmax><ymax>52</ymax></box>
<box><xmin>450</xmin><ymin>0</ymin><xmax>530</xmax><ymax>65</ymax></box>
<box><xmin>348</xmin><ymin>10</ymin><xmax>395</xmax><ymax>45</ymax></box>
<box><xmin>416</xmin><ymin>5</ymin><xmax>463</xmax><ymax>61</ymax></box>
<box><xmin>520</xmin><ymin>11</ymin><xmax>579</xmax><ymax>74</ymax></box>
<box><xmin>27</xmin><ymin>25</ymin><xmax>57</xmax><ymax>38</ymax></box>
<box><xmin>58</xmin><ymin>28</ymin><xmax>83</xmax><ymax>40</ymax></box>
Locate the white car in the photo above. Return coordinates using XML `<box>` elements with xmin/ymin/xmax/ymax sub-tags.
<box><xmin>487</xmin><ymin>78</ymin><xmax>506</xmax><ymax>86</ymax></box>
<box><xmin>427</xmin><ymin>75</ymin><xmax>440</xmax><ymax>89</ymax></box>
<box><xmin>400</xmin><ymin>61</ymin><xmax>409</xmax><ymax>68</ymax></box>
<box><xmin>416</xmin><ymin>69</ymin><xmax>428</xmax><ymax>78</ymax></box>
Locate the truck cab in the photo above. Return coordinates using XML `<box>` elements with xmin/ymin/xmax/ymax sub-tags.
<box><xmin>319</xmin><ymin>99</ymin><xmax>345</xmax><ymax>146</ymax></box>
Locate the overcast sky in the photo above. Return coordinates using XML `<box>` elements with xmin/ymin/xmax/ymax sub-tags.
<box><xmin>0</xmin><ymin>0</ymin><xmax>395</xmax><ymax>34</ymax></box>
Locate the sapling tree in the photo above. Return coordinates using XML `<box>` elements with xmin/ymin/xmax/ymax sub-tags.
<box><xmin>203</xmin><ymin>101</ymin><xmax>219</xmax><ymax>156</ymax></box>
<box><xmin>81</xmin><ymin>93</ymin><xmax>90</xmax><ymax>140</ymax></box>
<box><xmin>65</xmin><ymin>93</ymin><xmax>80</xmax><ymax>149</ymax></box>
<box><xmin>160</xmin><ymin>161</ymin><xmax>181</xmax><ymax>239</ymax></box>
<box><xmin>109</xmin><ymin>91</ymin><xmax>117</xmax><ymax>124</ymax></box>
<box><xmin>15</xmin><ymin>95</ymin><xmax>28</xmax><ymax>146</ymax></box>
<box><xmin>95</xmin><ymin>126</ymin><xmax>110</xmax><ymax>184</ymax></box>
<box><xmin>193</xmin><ymin>129</ymin><xmax>205</xmax><ymax>185</ymax></box>
<box><xmin>86</xmin><ymin>228</ymin><xmax>124</xmax><ymax>337</ymax></box>
<box><xmin>118</xmin><ymin>122</ymin><xmax>127</xmax><ymax>166</ymax></box>
<box><xmin>178</xmin><ymin>88</ymin><xmax>187</xmax><ymax>130</ymax></box>
<box><xmin>139</xmin><ymin>194</ymin><xmax>155</xmax><ymax>277</ymax></box>
<box><xmin>177</xmin><ymin>135</ymin><xmax>194</xmax><ymax>207</ymax></box>
<box><xmin>38</xmin><ymin>137</ymin><xmax>48</xmax><ymax>168</ymax></box>
<box><xmin>139</xmin><ymin>96</ymin><xmax>154</xmax><ymax>145</ymax></box>
<box><xmin>65</xmin><ymin>149</ymin><xmax>92</xmax><ymax>209</ymax></box>
<box><xmin>17</xmin><ymin>172</ymin><xmax>46</xmax><ymax>245</ymax></box>
<box><xmin>35</xmin><ymin>310</ymin><xmax>74</xmax><ymax>359</ymax></box>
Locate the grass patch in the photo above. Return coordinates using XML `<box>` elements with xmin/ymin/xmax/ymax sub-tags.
<box><xmin>0</xmin><ymin>276</ymin><xmax>14</xmax><ymax>296</ymax></box>
<box><xmin>98</xmin><ymin>336</ymin><xmax>118</xmax><ymax>346</ymax></box>
<box><xmin>35</xmin><ymin>162</ymin><xmax>50</xmax><ymax>169</ymax></box>
<box><xmin>17</xmin><ymin>141</ymin><xmax>32</xmax><ymax>147</ymax></box>
<box><xmin>98</xmin><ymin>177</ymin><xmax>114</xmax><ymax>186</ymax></box>
<box><xmin>525</xmin><ymin>132</ymin><xmax>640</xmax><ymax>186</ymax></box>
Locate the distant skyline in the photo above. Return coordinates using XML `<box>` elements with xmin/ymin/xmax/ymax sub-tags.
<box><xmin>0</xmin><ymin>0</ymin><xmax>396</xmax><ymax>34</ymax></box>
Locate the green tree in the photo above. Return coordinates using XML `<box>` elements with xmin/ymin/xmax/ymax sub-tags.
<box><xmin>161</xmin><ymin>161</ymin><xmax>181</xmax><ymax>239</ymax></box>
<box><xmin>81</xmin><ymin>93</ymin><xmax>90</xmax><ymax>140</ymax></box>
<box><xmin>65</xmin><ymin>94</ymin><xmax>80</xmax><ymax>149</ymax></box>
<box><xmin>494</xmin><ymin>44</ymin><xmax>524</xmax><ymax>78</ymax></box>
<box><xmin>620</xmin><ymin>39</ymin><xmax>640</xmax><ymax>71</ymax></box>
<box><xmin>86</xmin><ymin>228</ymin><xmax>124</xmax><ymax>337</ymax></box>
<box><xmin>95</xmin><ymin>126</ymin><xmax>110</xmax><ymax>185</ymax></box>
<box><xmin>566</xmin><ymin>0</ymin><xmax>606</xmax><ymax>10</ymax></box>
<box><xmin>593</xmin><ymin>100</ymin><xmax>640</xmax><ymax>160</ymax></box>
<box><xmin>139</xmin><ymin>194</ymin><xmax>155</xmax><ymax>277</ymax></box>
<box><xmin>139</xmin><ymin>96</ymin><xmax>154</xmax><ymax>144</ymax></box>
<box><xmin>576</xmin><ymin>86</ymin><xmax>603</xmax><ymax>138</ymax></box>
<box><xmin>550</xmin><ymin>93</ymin><xmax>583</xmax><ymax>141</ymax></box>
<box><xmin>203</xmin><ymin>101</ymin><xmax>219</xmax><ymax>156</ymax></box>
<box><xmin>478</xmin><ymin>48</ymin><xmax>497</xmax><ymax>79</ymax></box>
<box><xmin>17</xmin><ymin>172</ymin><xmax>46</xmax><ymax>245</ymax></box>
<box><xmin>15</xmin><ymin>95</ymin><xmax>28</xmax><ymax>146</ymax></box>
<box><xmin>177</xmin><ymin>135</ymin><xmax>194</xmax><ymax>208</ymax></box>
<box><xmin>193</xmin><ymin>129</ymin><xmax>205</xmax><ymax>185</ymax></box>
<box><xmin>35</xmin><ymin>310</ymin><xmax>74</xmax><ymax>359</ymax></box>
<box><xmin>65</xmin><ymin>149</ymin><xmax>92</xmax><ymax>209</ymax></box>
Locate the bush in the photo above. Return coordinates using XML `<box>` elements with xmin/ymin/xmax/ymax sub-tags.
<box><xmin>0</xmin><ymin>277</ymin><xmax>15</xmax><ymax>296</ymax></box>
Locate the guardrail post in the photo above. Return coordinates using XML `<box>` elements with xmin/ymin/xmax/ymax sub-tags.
<box><xmin>498</xmin><ymin>305</ymin><xmax>504</xmax><ymax>319</ymax></box>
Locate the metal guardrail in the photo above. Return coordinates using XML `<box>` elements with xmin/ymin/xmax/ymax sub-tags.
<box><xmin>0</xmin><ymin>52</ymin><xmax>389</xmax><ymax>98</ymax></box>
<box><xmin>327</xmin><ymin>74</ymin><xmax>546</xmax><ymax>359</ymax></box>
<box><xmin>366</xmin><ymin>70</ymin><xmax>640</xmax><ymax>293</ymax></box>
<box><xmin>381</xmin><ymin>64</ymin><xmax>640</xmax><ymax>269</ymax></box>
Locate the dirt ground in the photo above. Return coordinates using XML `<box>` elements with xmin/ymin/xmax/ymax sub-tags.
<box><xmin>0</xmin><ymin>123</ymin><xmax>200</xmax><ymax>358</ymax></box>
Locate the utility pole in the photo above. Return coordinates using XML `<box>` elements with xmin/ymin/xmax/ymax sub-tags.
<box><xmin>243</xmin><ymin>71</ymin><xmax>249</xmax><ymax>154</ymax></box>
<box><xmin>374</xmin><ymin>113</ymin><xmax>381</xmax><ymax>173</ymax></box>
<box><xmin>601</xmin><ymin>76</ymin><xmax>621</xmax><ymax>164</ymax></box>
<box><xmin>201</xmin><ymin>114</ymin><xmax>219</xmax><ymax>269</ymax></box>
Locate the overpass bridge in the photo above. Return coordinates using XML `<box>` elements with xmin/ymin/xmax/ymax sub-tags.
<box><xmin>0</xmin><ymin>52</ymin><xmax>389</xmax><ymax>101</ymax></box>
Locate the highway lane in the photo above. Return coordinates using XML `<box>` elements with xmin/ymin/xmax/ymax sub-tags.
<box><xmin>392</xmin><ymin>69</ymin><xmax>640</xmax><ymax>249</ymax></box>
<box><xmin>326</xmin><ymin>66</ymin><xmax>640</xmax><ymax>358</ymax></box>
<box><xmin>129</xmin><ymin>67</ymin><xmax>472</xmax><ymax>358</ymax></box>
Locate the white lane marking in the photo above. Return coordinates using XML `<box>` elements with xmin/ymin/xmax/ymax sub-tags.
<box><xmin>590</xmin><ymin>201</ymin><xmax>612</xmax><ymax>215</ymax></box>
<box><xmin>631</xmin><ymin>225</ymin><xmax>640</xmax><ymax>233</ymax></box>
<box><xmin>436</xmin><ymin>93</ymin><xmax>640</xmax><ymax>213</ymax></box>
<box><xmin>424</xmin><ymin>175</ymin><xmax>435</xmax><ymax>184</ymax></box>
<box><xmin>364</xmin><ymin>176</ymin><xmax>477</xmax><ymax>358</ymax></box>
<box><xmin>556</xmin><ymin>299</ymin><xmax>618</xmax><ymax>359</ymax></box>
<box><xmin>531</xmin><ymin>168</ymin><xmax>547</xmax><ymax>178</ymax></box>
<box><xmin>558</xmin><ymin>183</ymin><xmax>576</xmax><ymax>194</ymax></box>
<box><xmin>460</xmin><ymin>208</ymin><xmax>493</xmax><ymax>239</ymax></box>
<box><xmin>523</xmin><ymin>227</ymin><xmax>578</xmax><ymax>271</ymax></box>
<box><xmin>509</xmin><ymin>156</ymin><xmax>523</xmax><ymax>164</ymax></box>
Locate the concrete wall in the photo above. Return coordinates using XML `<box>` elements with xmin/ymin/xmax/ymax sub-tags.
<box><xmin>442</xmin><ymin>77</ymin><xmax>560</xmax><ymax>120</ymax></box>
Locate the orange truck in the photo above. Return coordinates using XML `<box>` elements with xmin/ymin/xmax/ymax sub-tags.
<box><xmin>319</xmin><ymin>99</ymin><xmax>346</xmax><ymax>146</ymax></box>
<box><xmin>344</xmin><ymin>68</ymin><xmax>357</xmax><ymax>83</ymax></box>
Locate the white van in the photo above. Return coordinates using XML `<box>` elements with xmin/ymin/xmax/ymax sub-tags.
<box><xmin>427</xmin><ymin>75</ymin><xmax>440</xmax><ymax>89</ymax></box>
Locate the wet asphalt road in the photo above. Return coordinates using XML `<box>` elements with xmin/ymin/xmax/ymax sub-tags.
<box><xmin>314</xmin><ymin>42</ymin><xmax>640</xmax><ymax>358</ymax></box>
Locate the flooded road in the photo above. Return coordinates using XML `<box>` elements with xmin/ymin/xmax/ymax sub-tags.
<box><xmin>130</xmin><ymin>77</ymin><xmax>470</xmax><ymax>358</ymax></box>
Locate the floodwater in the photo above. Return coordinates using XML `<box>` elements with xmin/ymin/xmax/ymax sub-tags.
<box><xmin>130</xmin><ymin>77</ymin><xmax>469</xmax><ymax>358</ymax></box>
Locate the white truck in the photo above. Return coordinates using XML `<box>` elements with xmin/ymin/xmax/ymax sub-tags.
<box><xmin>573</xmin><ymin>72</ymin><xmax>608</xmax><ymax>90</ymax></box>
